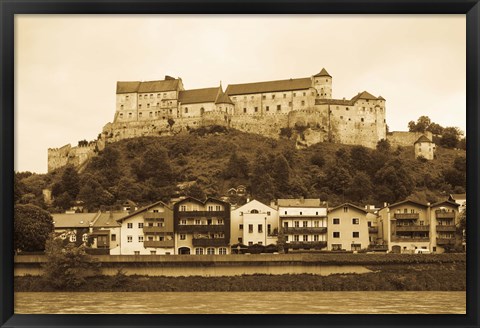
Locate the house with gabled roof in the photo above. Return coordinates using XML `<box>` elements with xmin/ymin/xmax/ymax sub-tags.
<box><xmin>414</xmin><ymin>135</ymin><xmax>435</xmax><ymax>160</ymax></box>
<box><xmin>327</xmin><ymin>203</ymin><xmax>370</xmax><ymax>251</ymax></box>
<box><xmin>173</xmin><ymin>197</ymin><xmax>231</xmax><ymax>255</ymax></box>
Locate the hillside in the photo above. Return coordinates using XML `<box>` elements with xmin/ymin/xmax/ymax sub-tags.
<box><xmin>16</xmin><ymin>127</ymin><xmax>466</xmax><ymax>212</ymax></box>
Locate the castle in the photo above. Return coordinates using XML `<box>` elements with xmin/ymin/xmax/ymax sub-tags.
<box><xmin>48</xmin><ymin>68</ymin><xmax>428</xmax><ymax>172</ymax></box>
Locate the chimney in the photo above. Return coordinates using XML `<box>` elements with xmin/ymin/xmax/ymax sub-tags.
<box><xmin>383</xmin><ymin>202</ymin><xmax>388</xmax><ymax>208</ymax></box>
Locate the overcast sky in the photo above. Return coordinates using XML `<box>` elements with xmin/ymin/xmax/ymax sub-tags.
<box><xmin>15</xmin><ymin>15</ymin><xmax>466</xmax><ymax>173</ymax></box>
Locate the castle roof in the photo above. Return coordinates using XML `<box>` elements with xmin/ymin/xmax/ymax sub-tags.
<box><xmin>116</xmin><ymin>79</ymin><xmax>180</xmax><ymax>94</ymax></box>
<box><xmin>414</xmin><ymin>135</ymin><xmax>433</xmax><ymax>144</ymax></box>
<box><xmin>313</xmin><ymin>68</ymin><xmax>331</xmax><ymax>77</ymax></box>
<box><xmin>215</xmin><ymin>89</ymin><xmax>234</xmax><ymax>105</ymax></box>
<box><xmin>351</xmin><ymin>91</ymin><xmax>378</xmax><ymax>102</ymax></box>
<box><xmin>178</xmin><ymin>87</ymin><xmax>221</xmax><ymax>105</ymax></box>
<box><xmin>226</xmin><ymin>77</ymin><xmax>312</xmax><ymax>96</ymax></box>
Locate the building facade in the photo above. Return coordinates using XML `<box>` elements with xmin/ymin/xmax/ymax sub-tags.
<box><xmin>114</xmin><ymin>201</ymin><xmax>175</xmax><ymax>255</ymax></box>
<box><xmin>414</xmin><ymin>135</ymin><xmax>435</xmax><ymax>160</ymax></box>
<box><xmin>327</xmin><ymin>203</ymin><xmax>370</xmax><ymax>251</ymax></box>
<box><xmin>230</xmin><ymin>199</ymin><xmax>279</xmax><ymax>247</ymax></box>
<box><xmin>173</xmin><ymin>197</ymin><xmax>231</xmax><ymax>255</ymax></box>
<box><xmin>277</xmin><ymin>198</ymin><xmax>328</xmax><ymax>251</ymax></box>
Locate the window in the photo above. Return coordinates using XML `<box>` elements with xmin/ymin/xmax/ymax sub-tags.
<box><xmin>208</xmin><ymin>206</ymin><xmax>214</xmax><ymax>211</ymax></box>
<box><xmin>332</xmin><ymin>244</ymin><xmax>342</xmax><ymax>251</ymax></box>
<box><xmin>258</xmin><ymin>224</ymin><xmax>263</xmax><ymax>233</ymax></box>
<box><xmin>368</xmin><ymin>222</ymin><xmax>372</xmax><ymax>227</ymax></box>
<box><xmin>314</xmin><ymin>221</ymin><xmax>320</xmax><ymax>227</ymax></box>
<box><xmin>262</xmin><ymin>95</ymin><xmax>266</xmax><ymax>100</ymax></box>
<box><xmin>215</xmin><ymin>205</ymin><xmax>221</xmax><ymax>211</ymax></box>
<box><xmin>303</xmin><ymin>221</ymin><xmax>308</xmax><ymax>227</ymax></box>
<box><xmin>180</xmin><ymin>234</ymin><xmax>186</xmax><ymax>240</ymax></box>
<box><xmin>294</xmin><ymin>235</ymin><xmax>300</xmax><ymax>241</ymax></box>
<box><xmin>303</xmin><ymin>235</ymin><xmax>308</xmax><ymax>241</ymax></box>
<box><xmin>150</xmin><ymin>251</ymin><xmax>156</xmax><ymax>255</ymax></box>
<box><xmin>138</xmin><ymin>236</ymin><xmax>144</xmax><ymax>242</ymax></box>
<box><xmin>333</xmin><ymin>232</ymin><xmax>340</xmax><ymax>238</ymax></box>
<box><xmin>352</xmin><ymin>218</ymin><xmax>359</xmax><ymax>225</ymax></box>
<box><xmin>139</xmin><ymin>95</ymin><xmax>142</xmax><ymax>99</ymax></box>
<box><xmin>267</xmin><ymin>211</ymin><xmax>271</xmax><ymax>216</ymax></box>
<box><xmin>343</xmin><ymin>207</ymin><xmax>348</xmax><ymax>212</ymax></box>
<box><xmin>248</xmin><ymin>224</ymin><xmax>254</xmax><ymax>233</ymax></box>
<box><xmin>127</xmin><ymin>223</ymin><xmax>133</xmax><ymax>229</ymax></box>
<box><xmin>293</xmin><ymin>92</ymin><xmax>296</xmax><ymax>97</ymax></box>
<box><xmin>288</xmin><ymin>101</ymin><xmax>292</xmax><ymax>106</ymax></box>
<box><xmin>277</xmin><ymin>105</ymin><xmax>281</xmax><ymax>111</ymax></box>
<box><xmin>180</xmin><ymin>219</ymin><xmax>187</xmax><ymax>225</ymax></box>
<box><xmin>111</xmin><ymin>234</ymin><xmax>116</xmax><ymax>241</ymax></box>
<box><xmin>313</xmin><ymin>235</ymin><xmax>319</xmax><ymax>241</ymax></box>
<box><xmin>126</xmin><ymin>95</ymin><xmax>129</xmax><ymax>100</ymax></box>
<box><xmin>149</xmin><ymin>111</ymin><xmax>152</xmax><ymax>117</ymax></box>
<box><xmin>148</xmin><ymin>236</ymin><xmax>154</xmax><ymax>241</ymax></box>
<box><xmin>147</xmin><ymin>104</ymin><xmax>150</xmax><ymax>109</ymax></box>
<box><xmin>283</xmin><ymin>93</ymin><xmax>287</xmax><ymax>98</ymax></box>
<box><xmin>333</xmin><ymin>218</ymin><xmax>340</xmax><ymax>225</ymax></box>
<box><xmin>184</xmin><ymin>107</ymin><xmax>188</xmax><ymax>114</ymax></box>
<box><xmin>303</xmin><ymin>92</ymin><xmax>306</xmax><ymax>96</ymax></box>
<box><xmin>218</xmin><ymin>219</ymin><xmax>224</xmax><ymax>225</ymax></box>
<box><xmin>301</xmin><ymin>100</ymin><xmax>305</xmax><ymax>106</ymax></box>
<box><xmin>419</xmin><ymin>221</ymin><xmax>424</xmax><ymax>226</ymax></box>
<box><xmin>258</xmin><ymin>241</ymin><xmax>263</xmax><ymax>245</ymax></box>
<box><xmin>69</xmin><ymin>234</ymin><xmax>76</xmax><ymax>242</ymax></box>
<box><xmin>195</xmin><ymin>219</ymin><xmax>201</xmax><ymax>225</ymax></box>
<box><xmin>138</xmin><ymin>223</ymin><xmax>144</xmax><ymax>228</ymax></box>
<box><xmin>243</xmin><ymin>108</ymin><xmax>247</xmax><ymax>113</ymax></box>
<box><xmin>238</xmin><ymin>237</ymin><xmax>243</xmax><ymax>243</ymax></box>
<box><xmin>157</xmin><ymin>93</ymin><xmax>160</xmax><ymax>98</ymax></box>
<box><xmin>180</xmin><ymin>205</ymin><xmax>187</xmax><ymax>211</ymax></box>
<box><xmin>120</xmin><ymin>105</ymin><xmax>124</xmax><ymax>109</ymax></box>
<box><xmin>294</xmin><ymin>221</ymin><xmax>300</xmax><ymax>228</ymax></box>
<box><xmin>127</xmin><ymin>236</ymin><xmax>133</xmax><ymax>243</ymax></box>
<box><xmin>284</xmin><ymin>222</ymin><xmax>288</xmax><ymax>228</ymax></box>
<box><xmin>134</xmin><ymin>251</ymin><xmax>140</xmax><ymax>255</ymax></box>
<box><xmin>361</xmin><ymin>118</ymin><xmax>364</xmax><ymax>122</ymax></box>
<box><xmin>139</xmin><ymin>112</ymin><xmax>143</xmax><ymax>118</ymax></box>
<box><xmin>254</xmin><ymin>107</ymin><xmax>258</xmax><ymax>112</ymax></box>
<box><xmin>139</xmin><ymin>104</ymin><xmax>142</xmax><ymax>109</ymax></box>
<box><xmin>239</xmin><ymin>224</ymin><xmax>244</xmax><ymax>230</ymax></box>
<box><xmin>272</xmin><ymin>94</ymin><xmax>275</xmax><ymax>99</ymax></box>
<box><xmin>82</xmin><ymin>234</ymin><xmax>88</xmax><ymax>242</ymax></box>
<box><xmin>266</xmin><ymin>106</ymin><xmax>269</xmax><ymax>111</ymax></box>
<box><xmin>285</xmin><ymin>235</ymin><xmax>289</xmax><ymax>241</ymax></box>
<box><xmin>267</xmin><ymin>224</ymin><xmax>271</xmax><ymax>235</ymax></box>
<box><xmin>207</xmin><ymin>248</ymin><xmax>215</xmax><ymax>255</ymax></box>
<box><xmin>119</xmin><ymin>113</ymin><xmax>123</xmax><ymax>118</ymax></box>
<box><xmin>284</xmin><ymin>211</ymin><xmax>287</xmax><ymax>215</ymax></box>
<box><xmin>195</xmin><ymin>248</ymin><xmax>204</xmax><ymax>255</ymax></box>
<box><xmin>219</xmin><ymin>248</ymin><xmax>227</xmax><ymax>255</ymax></box>
<box><xmin>353</xmin><ymin>232</ymin><xmax>359</xmax><ymax>238</ymax></box>
<box><xmin>248</xmin><ymin>241</ymin><xmax>253</xmax><ymax>246</ymax></box>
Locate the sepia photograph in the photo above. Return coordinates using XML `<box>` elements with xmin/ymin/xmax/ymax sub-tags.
<box><xmin>11</xmin><ymin>13</ymin><xmax>468</xmax><ymax>316</ymax></box>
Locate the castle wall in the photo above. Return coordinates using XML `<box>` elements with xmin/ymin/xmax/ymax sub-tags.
<box><xmin>180</xmin><ymin>102</ymin><xmax>216</xmax><ymax>118</ymax></box>
<box><xmin>387</xmin><ymin>131</ymin><xmax>433</xmax><ymax>148</ymax></box>
<box><xmin>313</xmin><ymin>76</ymin><xmax>332</xmax><ymax>99</ymax></box>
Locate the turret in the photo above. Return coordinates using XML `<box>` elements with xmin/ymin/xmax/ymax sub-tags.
<box><xmin>312</xmin><ymin>68</ymin><xmax>332</xmax><ymax>99</ymax></box>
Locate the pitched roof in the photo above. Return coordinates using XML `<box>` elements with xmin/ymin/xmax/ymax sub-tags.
<box><xmin>116</xmin><ymin>200</ymin><xmax>171</xmax><ymax>222</ymax></box>
<box><xmin>431</xmin><ymin>200</ymin><xmax>460</xmax><ymax>208</ymax></box>
<box><xmin>377</xmin><ymin>95</ymin><xmax>385</xmax><ymax>100</ymax></box>
<box><xmin>235</xmin><ymin>199</ymin><xmax>277</xmax><ymax>212</ymax></box>
<box><xmin>226</xmin><ymin>77</ymin><xmax>312</xmax><ymax>96</ymax></box>
<box><xmin>116</xmin><ymin>79</ymin><xmax>180</xmax><ymax>94</ymax></box>
<box><xmin>449</xmin><ymin>193</ymin><xmax>466</xmax><ymax>200</ymax></box>
<box><xmin>414</xmin><ymin>135</ymin><xmax>433</xmax><ymax>144</ymax></box>
<box><xmin>350</xmin><ymin>91</ymin><xmax>378</xmax><ymax>102</ymax></box>
<box><xmin>215</xmin><ymin>89</ymin><xmax>234</xmax><ymax>105</ymax></box>
<box><xmin>52</xmin><ymin>213</ymin><xmax>100</xmax><ymax>228</ymax></box>
<box><xmin>277</xmin><ymin>198</ymin><xmax>322</xmax><ymax>208</ymax></box>
<box><xmin>329</xmin><ymin>203</ymin><xmax>368</xmax><ymax>214</ymax></box>
<box><xmin>313</xmin><ymin>68</ymin><xmax>331</xmax><ymax>77</ymax></box>
<box><xmin>178</xmin><ymin>87</ymin><xmax>220</xmax><ymax>105</ymax></box>
<box><xmin>93</xmin><ymin>212</ymin><xmax>123</xmax><ymax>227</ymax></box>
<box><xmin>386</xmin><ymin>199</ymin><xmax>429</xmax><ymax>209</ymax></box>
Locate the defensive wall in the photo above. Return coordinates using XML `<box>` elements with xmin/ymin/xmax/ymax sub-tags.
<box><xmin>386</xmin><ymin>131</ymin><xmax>433</xmax><ymax>148</ymax></box>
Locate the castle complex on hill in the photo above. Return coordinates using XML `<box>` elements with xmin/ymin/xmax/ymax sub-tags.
<box><xmin>48</xmin><ymin>68</ymin><xmax>432</xmax><ymax>172</ymax></box>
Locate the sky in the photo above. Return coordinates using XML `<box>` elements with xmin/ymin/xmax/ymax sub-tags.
<box><xmin>15</xmin><ymin>15</ymin><xmax>466</xmax><ymax>173</ymax></box>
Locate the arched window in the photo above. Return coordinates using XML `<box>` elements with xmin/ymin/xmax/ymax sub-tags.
<box><xmin>251</xmin><ymin>209</ymin><xmax>259</xmax><ymax>214</ymax></box>
<box><xmin>207</xmin><ymin>247</ymin><xmax>215</xmax><ymax>255</ymax></box>
<box><xmin>200</xmin><ymin>107</ymin><xmax>205</xmax><ymax>115</ymax></box>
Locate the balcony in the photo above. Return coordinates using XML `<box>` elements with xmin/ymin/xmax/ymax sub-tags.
<box><xmin>435</xmin><ymin>211</ymin><xmax>455</xmax><ymax>219</ymax></box>
<box><xmin>176</xmin><ymin>225</ymin><xmax>226</xmax><ymax>233</ymax></box>
<box><xmin>391</xmin><ymin>236</ymin><xmax>429</xmax><ymax>242</ymax></box>
<box><xmin>283</xmin><ymin>227</ymin><xmax>327</xmax><ymax>234</ymax></box>
<box><xmin>286</xmin><ymin>241</ymin><xmax>327</xmax><ymax>249</ymax></box>
<box><xmin>177</xmin><ymin>210</ymin><xmax>228</xmax><ymax>218</ymax></box>
<box><xmin>143</xmin><ymin>226</ymin><xmax>171</xmax><ymax>233</ymax></box>
<box><xmin>436</xmin><ymin>238</ymin><xmax>456</xmax><ymax>245</ymax></box>
<box><xmin>144</xmin><ymin>240</ymin><xmax>174</xmax><ymax>248</ymax></box>
<box><xmin>368</xmin><ymin>227</ymin><xmax>378</xmax><ymax>233</ymax></box>
<box><xmin>144</xmin><ymin>212</ymin><xmax>165</xmax><ymax>220</ymax></box>
<box><xmin>192</xmin><ymin>238</ymin><xmax>228</xmax><ymax>247</ymax></box>
<box><xmin>395</xmin><ymin>225</ymin><xmax>430</xmax><ymax>232</ymax></box>
<box><xmin>436</xmin><ymin>225</ymin><xmax>456</xmax><ymax>232</ymax></box>
<box><xmin>394</xmin><ymin>213</ymin><xmax>420</xmax><ymax>220</ymax></box>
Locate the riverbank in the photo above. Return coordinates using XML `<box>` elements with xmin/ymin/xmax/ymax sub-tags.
<box><xmin>15</xmin><ymin>261</ymin><xmax>465</xmax><ymax>292</ymax></box>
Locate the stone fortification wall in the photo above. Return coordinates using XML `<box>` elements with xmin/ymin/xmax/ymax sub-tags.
<box><xmin>47</xmin><ymin>143</ymin><xmax>97</xmax><ymax>172</ymax></box>
<box><xmin>386</xmin><ymin>131</ymin><xmax>433</xmax><ymax>148</ymax></box>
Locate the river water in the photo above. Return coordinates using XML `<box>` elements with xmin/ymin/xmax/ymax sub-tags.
<box><xmin>15</xmin><ymin>291</ymin><xmax>465</xmax><ymax>314</ymax></box>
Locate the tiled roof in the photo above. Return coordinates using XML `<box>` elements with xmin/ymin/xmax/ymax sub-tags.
<box><xmin>386</xmin><ymin>199</ymin><xmax>429</xmax><ymax>209</ymax></box>
<box><xmin>116</xmin><ymin>79</ymin><xmax>180</xmax><ymax>94</ymax></box>
<box><xmin>431</xmin><ymin>200</ymin><xmax>460</xmax><ymax>208</ymax></box>
<box><xmin>329</xmin><ymin>203</ymin><xmax>368</xmax><ymax>214</ymax></box>
<box><xmin>215</xmin><ymin>90</ymin><xmax>234</xmax><ymax>105</ymax></box>
<box><xmin>313</xmin><ymin>68</ymin><xmax>331</xmax><ymax>77</ymax></box>
<box><xmin>178</xmin><ymin>87</ymin><xmax>220</xmax><ymax>105</ymax></box>
<box><xmin>414</xmin><ymin>135</ymin><xmax>433</xmax><ymax>144</ymax></box>
<box><xmin>226</xmin><ymin>77</ymin><xmax>312</xmax><ymax>96</ymax></box>
<box><xmin>350</xmin><ymin>91</ymin><xmax>378</xmax><ymax>102</ymax></box>
<box><xmin>377</xmin><ymin>95</ymin><xmax>385</xmax><ymax>100</ymax></box>
<box><xmin>277</xmin><ymin>198</ymin><xmax>322</xmax><ymax>208</ymax></box>
<box><xmin>117</xmin><ymin>200</ymin><xmax>171</xmax><ymax>222</ymax></box>
<box><xmin>52</xmin><ymin>213</ymin><xmax>100</xmax><ymax>228</ymax></box>
<box><xmin>450</xmin><ymin>193</ymin><xmax>466</xmax><ymax>200</ymax></box>
<box><xmin>93</xmin><ymin>212</ymin><xmax>123</xmax><ymax>227</ymax></box>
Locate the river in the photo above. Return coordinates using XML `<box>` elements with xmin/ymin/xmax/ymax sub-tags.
<box><xmin>15</xmin><ymin>291</ymin><xmax>466</xmax><ymax>314</ymax></box>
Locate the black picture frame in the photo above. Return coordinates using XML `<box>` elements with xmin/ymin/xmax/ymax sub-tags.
<box><xmin>1</xmin><ymin>0</ymin><xmax>479</xmax><ymax>327</ymax></box>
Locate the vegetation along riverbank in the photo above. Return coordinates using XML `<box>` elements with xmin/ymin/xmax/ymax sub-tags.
<box><xmin>15</xmin><ymin>255</ymin><xmax>465</xmax><ymax>292</ymax></box>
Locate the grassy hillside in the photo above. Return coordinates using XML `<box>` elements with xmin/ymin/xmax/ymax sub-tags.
<box><xmin>16</xmin><ymin>127</ymin><xmax>466</xmax><ymax>212</ymax></box>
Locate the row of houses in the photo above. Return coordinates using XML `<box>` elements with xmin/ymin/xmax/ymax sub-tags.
<box><xmin>52</xmin><ymin>194</ymin><xmax>465</xmax><ymax>255</ymax></box>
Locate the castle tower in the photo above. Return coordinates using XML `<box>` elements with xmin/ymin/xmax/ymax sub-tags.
<box><xmin>312</xmin><ymin>68</ymin><xmax>332</xmax><ymax>99</ymax></box>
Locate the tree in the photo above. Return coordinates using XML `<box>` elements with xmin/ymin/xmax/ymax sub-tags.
<box><xmin>440</xmin><ymin>127</ymin><xmax>463</xmax><ymax>148</ymax></box>
<box><xmin>310</xmin><ymin>153</ymin><xmax>325</xmax><ymax>167</ymax></box>
<box><xmin>272</xmin><ymin>154</ymin><xmax>291</xmax><ymax>191</ymax></box>
<box><xmin>185</xmin><ymin>184</ymin><xmax>206</xmax><ymax>200</ymax></box>
<box><xmin>42</xmin><ymin>237</ymin><xmax>100</xmax><ymax>289</ymax></box>
<box><xmin>376</xmin><ymin>139</ymin><xmax>391</xmax><ymax>153</ymax></box>
<box><xmin>223</xmin><ymin>152</ymin><xmax>249</xmax><ymax>179</ymax></box>
<box><xmin>14</xmin><ymin>204</ymin><xmax>54</xmax><ymax>252</ymax></box>
<box><xmin>374</xmin><ymin>159</ymin><xmax>414</xmax><ymax>202</ymax></box>
<box><xmin>324</xmin><ymin>165</ymin><xmax>352</xmax><ymax>195</ymax></box>
<box><xmin>135</xmin><ymin>145</ymin><xmax>174</xmax><ymax>187</ymax></box>
<box><xmin>348</xmin><ymin>146</ymin><xmax>372</xmax><ymax>172</ymax></box>
<box><xmin>60</xmin><ymin>165</ymin><xmax>80</xmax><ymax>199</ymax></box>
<box><xmin>426</xmin><ymin>122</ymin><xmax>444</xmax><ymax>135</ymax></box>
<box><xmin>408</xmin><ymin>116</ymin><xmax>431</xmax><ymax>132</ymax></box>
<box><xmin>345</xmin><ymin>172</ymin><xmax>373</xmax><ymax>203</ymax></box>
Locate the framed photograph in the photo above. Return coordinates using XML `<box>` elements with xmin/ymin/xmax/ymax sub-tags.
<box><xmin>1</xmin><ymin>0</ymin><xmax>479</xmax><ymax>327</ymax></box>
